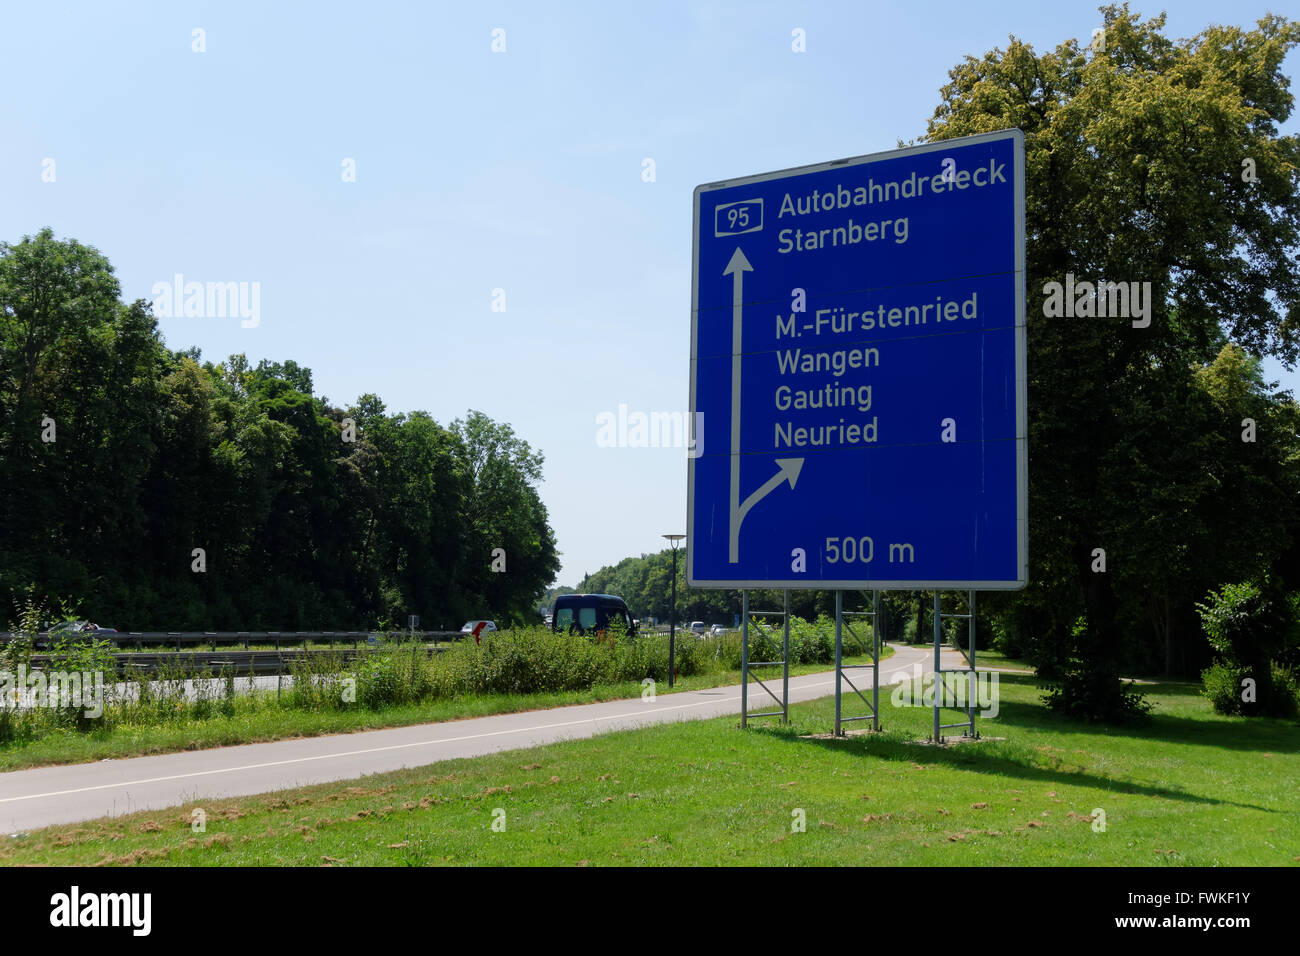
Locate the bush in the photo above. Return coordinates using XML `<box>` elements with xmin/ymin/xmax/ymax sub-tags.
<box><xmin>728</xmin><ymin>615</ymin><xmax>837</xmax><ymax>666</ymax></box>
<box><xmin>710</xmin><ymin>631</ymin><xmax>745</xmax><ymax>670</ymax></box>
<box><xmin>289</xmin><ymin>651</ymin><xmax>355</xmax><ymax>710</ymax></box>
<box><xmin>670</xmin><ymin>632</ymin><xmax>710</xmax><ymax>677</ymax></box>
<box><xmin>799</xmin><ymin>616</ymin><xmax>835</xmax><ymax>663</ymax></box>
<box><xmin>0</xmin><ymin>707</ymin><xmax>36</xmax><ymax>745</ymax></box>
<box><xmin>1201</xmin><ymin>660</ymin><xmax>1248</xmax><ymax>716</ymax></box>
<box><xmin>1270</xmin><ymin>662</ymin><xmax>1300</xmax><ymax>719</ymax></box>
<box><xmin>1197</xmin><ymin>582</ymin><xmax>1283</xmax><ymax>661</ymax></box>
<box><xmin>1196</xmin><ymin>580</ymin><xmax>1299</xmax><ymax>717</ymax></box>
<box><xmin>1207</xmin><ymin>661</ymin><xmax>1300</xmax><ymax>718</ymax></box>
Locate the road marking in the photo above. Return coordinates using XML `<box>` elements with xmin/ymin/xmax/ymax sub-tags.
<box><xmin>0</xmin><ymin>664</ymin><xmax>917</xmax><ymax>806</ymax></box>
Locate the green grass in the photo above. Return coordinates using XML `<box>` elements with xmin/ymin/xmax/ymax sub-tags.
<box><xmin>958</xmin><ymin>646</ymin><xmax>1034</xmax><ymax>672</ymax></box>
<box><xmin>891</xmin><ymin>640</ymin><xmax>1035</xmax><ymax>673</ymax></box>
<box><xmin>5</xmin><ymin>673</ymin><xmax>1295</xmax><ymax>866</ymax></box>
<box><xmin>0</xmin><ymin>649</ymin><xmax>891</xmax><ymax>772</ymax></box>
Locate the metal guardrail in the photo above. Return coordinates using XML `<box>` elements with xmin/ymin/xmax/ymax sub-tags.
<box><xmin>1</xmin><ymin>632</ymin><xmax>465</xmax><ymax>678</ymax></box>
<box><xmin>0</xmin><ymin>630</ymin><xmax>464</xmax><ymax>651</ymax></box>
<box><xmin>1</xmin><ymin>627</ymin><xmax>734</xmax><ymax>679</ymax></box>
<box><xmin>17</xmin><ymin>646</ymin><xmax>452</xmax><ymax>677</ymax></box>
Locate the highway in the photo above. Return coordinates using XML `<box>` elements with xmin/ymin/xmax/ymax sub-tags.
<box><xmin>0</xmin><ymin>643</ymin><xmax>948</xmax><ymax>833</ymax></box>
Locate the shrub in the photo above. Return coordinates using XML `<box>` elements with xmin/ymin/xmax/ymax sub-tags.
<box><xmin>0</xmin><ymin>706</ymin><xmax>36</xmax><ymax>746</ymax></box>
<box><xmin>1270</xmin><ymin>662</ymin><xmax>1300</xmax><ymax>719</ymax></box>
<box><xmin>1196</xmin><ymin>580</ymin><xmax>1299</xmax><ymax>717</ymax></box>
<box><xmin>669</xmin><ymin>632</ymin><xmax>710</xmax><ymax>677</ymax></box>
<box><xmin>725</xmin><ymin>615</ymin><xmax>837</xmax><ymax>666</ymax></box>
<box><xmin>1201</xmin><ymin>660</ymin><xmax>1248</xmax><ymax>716</ymax></box>
<box><xmin>289</xmin><ymin>651</ymin><xmax>354</xmax><ymax>710</ymax></box>
<box><xmin>711</xmin><ymin>631</ymin><xmax>745</xmax><ymax>670</ymax></box>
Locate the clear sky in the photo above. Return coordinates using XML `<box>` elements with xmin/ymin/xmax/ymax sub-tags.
<box><xmin>3</xmin><ymin>1</ymin><xmax>1296</xmax><ymax>587</ymax></box>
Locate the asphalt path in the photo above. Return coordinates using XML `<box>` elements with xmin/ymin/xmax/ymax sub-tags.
<box><xmin>0</xmin><ymin>643</ymin><xmax>946</xmax><ymax>832</ymax></box>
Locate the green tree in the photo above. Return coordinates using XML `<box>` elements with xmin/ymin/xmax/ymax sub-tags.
<box><xmin>926</xmin><ymin>5</ymin><xmax>1300</xmax><ymax>719</ymax></box>
<box><xmin>450</xmin><ymin>411</ymin><xmax>561</xmax><ymax>625</ymax></box>
<box><xmin>1</xmin><ymin>232</ymin><xmax>563</xmax><ymax>632</ymax></box>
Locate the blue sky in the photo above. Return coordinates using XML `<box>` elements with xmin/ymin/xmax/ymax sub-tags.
<box><xmin>3</xmin><ymin>1</ymin><xmax>1297</xmax><ymax>587</ymax></box>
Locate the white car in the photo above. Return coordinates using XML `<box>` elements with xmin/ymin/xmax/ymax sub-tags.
<box><xmin>688</xmin><ymin>621</ymin><xmax>707</xmax><ymax>635</ymax></box>
<box><xmin>460</xmin><ymin>620</ymin><xmax>498</xmax><ymax>636</ymax></box>
<box><xmin>709</xmin><ymin>624</ymin><xmax>727</xmax><ymax>636</ymax></box>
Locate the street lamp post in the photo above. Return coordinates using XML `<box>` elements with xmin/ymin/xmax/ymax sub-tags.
<box><xmin>662</xmin><ymin>534</ymin><xmax>685</xmax><ymax>688</ymax></box>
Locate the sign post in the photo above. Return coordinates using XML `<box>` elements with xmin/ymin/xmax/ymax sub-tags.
<box><xmin>688</xmin><ymin>130</ymin><xmax>1027</xmax><ymax>727</ymax></box>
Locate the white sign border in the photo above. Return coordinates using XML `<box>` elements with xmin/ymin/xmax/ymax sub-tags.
<box><xmin>686</xmin><ymin>128</ymin><xmax>1028</xmax><ymax>591</ymax></box>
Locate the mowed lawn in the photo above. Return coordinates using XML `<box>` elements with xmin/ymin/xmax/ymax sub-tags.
<box><xmin>3</xmin><ymin>675</ymin><xmax>1296</xmax><ymax>866</ymax></box>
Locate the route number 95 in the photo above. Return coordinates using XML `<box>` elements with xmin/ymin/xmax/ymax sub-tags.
<box><xmin>713</xmin><ymin>198</ymin><xmax>764</xmax><ymax>237</ymax></box>
<box><xmin>825</xmin><ymin>536</ymin><xmax>874</xmax><ymax>564</ymax></box>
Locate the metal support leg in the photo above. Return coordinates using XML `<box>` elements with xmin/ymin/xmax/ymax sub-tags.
<box><xmin>932</xmin><ymin>591</ymin><xmax>941</xmax><ymax>742</ymax></box>
<box><xmin>834</xmin><ymin>590</ymin><xmax>843</xmax><ymax>736</ymax></box>
<box><xmin>967</xmin><ymin>590</ymin><xmax>977</xmax><ymax>738</ymax></box>
<box><xmin>872</xmin><ymin>589</ymin><xmax>881</xmax><ymax>732</ymax></box>
<box><xmin>782</xmin><ymin>590</ymin><xmax>790</xmax><ymax>724</ymax></box>
<box><xmin>931</xmin><ymin>590</ymin><xmax>981</xmax><ymax>741</ymax></box>
<box><xmin>832</xmin><ymin>588</ymin><xmax>883</xmax><ymax>735</ymax></box>
<box><xmin>741</xmin><ymin>590</ymin><xmax>749</xmax><ymax>729</ymax></box>
<box><xmin>740</xmin><ymin>590</ymin><xmax>790</xmax><ymax>727</ymax></box>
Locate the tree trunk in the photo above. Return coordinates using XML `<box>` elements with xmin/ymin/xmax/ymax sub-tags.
<box><xmin>1170</xmin><ymin>600</ymin><xmax>1180</xmax><ymax>676</ymax></box>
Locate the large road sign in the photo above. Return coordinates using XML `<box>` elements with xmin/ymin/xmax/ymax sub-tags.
<box><xmin>688</xmin><ymin>129</ymin><xmax>1026</xmax><ymax>589</ymax></box>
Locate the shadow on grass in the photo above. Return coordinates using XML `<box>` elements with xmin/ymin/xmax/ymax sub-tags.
<box><xmin>742</xmin><ymin>722</ymin><xmax>1276</xmax><ymax>814</ymax></box>
<box><xmin>988</xmin><ymin>674</ymin><xmax>1300</xmax><ymax>753</ymax></box>
<box><xmin>1121</xmin><ymin>682</ymin><xmax>1207</xmax><ymax>698</ymax></box>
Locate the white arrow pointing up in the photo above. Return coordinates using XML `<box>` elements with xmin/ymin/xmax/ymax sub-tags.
<box><xmin>724</xmin><ymin>246</ymin><xmax>753</xmax><ymax>555</ymax></box>
<box><xmin>723</xmin><ymin>247</ymin><xmax>804</xmax><ymax>563</ymax></box>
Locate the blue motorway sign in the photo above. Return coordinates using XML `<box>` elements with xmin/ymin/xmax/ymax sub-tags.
<box><xmin>687</xmin><ymin>129</ymin><xmax>1026</xmax><ymax>589</ymax></box>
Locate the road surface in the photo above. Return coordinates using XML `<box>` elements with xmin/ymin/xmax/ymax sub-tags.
<box><xmin>0</xmin><ymin>643</ymin><xmax>951</xmax><ymax>832</ymax></box>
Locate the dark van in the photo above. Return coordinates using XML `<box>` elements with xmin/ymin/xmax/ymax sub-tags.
<box><xmin>551</xmin><ymin>594</ymin><xmax>636</xmax><ymax>636</ymax></box>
